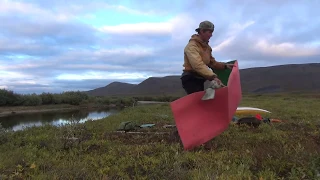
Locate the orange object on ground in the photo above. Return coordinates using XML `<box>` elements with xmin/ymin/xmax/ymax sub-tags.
<box><xmin>170</xmin><ymin>60</ymin><xmax>242</xmax><ymax>150</ymax></box>
<box><xmin>270</xmin><ymin>119</ymin><xmax>283</xmax><ymax>123</ymax></box>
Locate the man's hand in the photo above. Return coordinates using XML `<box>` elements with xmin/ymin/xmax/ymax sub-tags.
<box><xmin>208</xmin><ymin>75</ymin><xmax>225</xmax><ymax>86</ymax></box>
<box><xmin>214</xmin><ymin>77</ymin><xmax>225</xmax><ymax>86</ymax></box>
<box><xmin>225</xmin><ymin>63</ymin><xmax>236</xmax><ymax>69</ymax></box>
<box><xmin>208</xmin><ymin>75</ymin><xmax>217</xmax><ymax>81</ymax></box>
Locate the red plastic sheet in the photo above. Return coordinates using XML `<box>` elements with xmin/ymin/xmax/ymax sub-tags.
<box><xmin>170</xmin><ymin>60</ymin><xmax>242</xmax><ymax>150</ymax></box>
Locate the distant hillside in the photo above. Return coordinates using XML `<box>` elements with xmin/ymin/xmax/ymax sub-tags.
<box><xmin>85</xmin><ymin>63</ymin><xmax>320</xmax><ymax>97</ymax></box>
<box><xmin>86</xmin><ymin>82</ymin><xmax>136</xmax><ymax>96</ymax></box>
<box><xmin>131</xmin><ymin>76</ymin><xmax>184</xmax><ymax>96</ymax></box>
<box><xmin>239</xmin><ymin>63</ymin><xmax>320</xmax><ymax>93</ymax></box>
<box><xmin>86</xmin><ymin>77</ymin><xmax>185</xmax><ymax>97</ymax></box>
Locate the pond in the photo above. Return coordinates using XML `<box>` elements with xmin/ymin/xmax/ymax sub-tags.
<box><xmin>0</xmin><ymin>108</ymin><xmax>120</xmax><ymax>131</ymax></box>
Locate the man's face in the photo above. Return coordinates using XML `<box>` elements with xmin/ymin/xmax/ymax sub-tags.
<box><xmin>200</xmin><ymin>29</ymin><xmax>213</xmax><ymax>42</ymax></box>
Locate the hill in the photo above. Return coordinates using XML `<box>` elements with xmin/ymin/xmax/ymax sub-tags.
<box><xmin>239</xmin><ymin>63</ymin><xmax>320</xmax><ymax>93</ymax></box>
<box><xmin>85</xmin><ymin>63</ymin><xmax>320</xmax><ymax>97</ymax></box>
<box><xmin>130</xmin><ymin>76</ymin><xmax>185</xmax><ymax>96</ymax></box>
<box><xmin>85</xmin><ymin>82</ymin><xmax>136</xmax><ymax>96</ymax></box>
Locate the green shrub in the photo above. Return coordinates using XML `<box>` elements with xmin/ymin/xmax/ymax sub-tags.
<box><xmin>0</xmin><ymin>123</ymin><xmax>11</xmax><ymax>145</ymax></box>
<box><xmin>0</xmin><ymin>89</ymin><xmax>19</xmax><ymax>106</ymax></box>
<box><xmin>22</xmin><ymin>93</ymin><xmax>42</xmax><ymax>106</ymax></box>
<box><xmin>52</xmin><ymin>94</ymin><xmax>63</xmax><ymax>104</ymax></box>
<box><xmin>40</xmin><ymin>92</ymin><xmax>54</xmax><ymax>104</ymax></box>
<box><xmin>61</xmin><ymin>91</ymin><xmax>89</xmax><ymax>105</ymax></box>
<box><xmin>0</xmin><ymin>88</ymin><xmax>181</xmax><ymax>107</ymax></box>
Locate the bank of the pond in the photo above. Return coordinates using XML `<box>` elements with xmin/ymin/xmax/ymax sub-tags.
<box><xmin>0</xmin><ymin>100</ymin><xmax>170</xmax><ymax>118</ymax></box>
<box><xmin>0</xmin><ymin>103</ymin><xmax>124</xmax><ymax>118</ymax></box>
<box><xmin>0</xmin><ymin>95</ymin><xmax>319</xmax><ymax>179</ymax></box>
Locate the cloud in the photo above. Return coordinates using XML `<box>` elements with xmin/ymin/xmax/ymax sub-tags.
<box><xmin>212</xmin><ymin>20</ymin><xmax>256</xmax><ymax>52</ymax></box>
<box><xmin>1</xmin><ymin>0</ymin><xmax>319</xmax><ymax>94</ymax></box>
<box><xmin>0</xmin><ymin>1</ymin><xmax>46</xmax><ymax>15</ymax></box>
<box><xmin>254</xmin><ymin>40</ymin><xmax>320</xmax><ymax>57</ymax></box>
<box><xmin>99</xmin><ymin>22</ymin><xmax>172</xmax><ymax>35</ymax></box>
<box><xmin>0</xmin><ymin>0</ymin><xmax>74</xmax><ymax>21</ymax></box>
<box><xmin>0</xmin><ymin>85</ymin><xmax>8</xmax><ymax>89</ymax></box>
<box><xmin>102</xmin><ymin>4</ymin><xmax>157</xmax><ymax>16</ymax></box>
<box><xmin>56</xmin><ymin>71</ymin><xmax>151</xmax><ymax>81</ymax></box>
<box><xmin>98</xmin><ymin>13</ymin><xmax>195</xmax><ymax>38</ymax></box>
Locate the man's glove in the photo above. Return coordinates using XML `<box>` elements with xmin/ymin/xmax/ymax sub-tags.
<box><xmin>201</xmin><ymin>80</ymin><xmax>225</xmax><ymax>100</ymax></box>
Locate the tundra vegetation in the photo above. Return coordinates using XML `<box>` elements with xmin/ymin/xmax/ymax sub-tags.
<box><xmin>0</xmin><ymin>89</ymin><xmax>319</xmax><ymax>179</ymax></box>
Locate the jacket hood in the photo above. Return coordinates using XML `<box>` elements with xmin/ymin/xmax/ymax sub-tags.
<box><xmin>189</xmin><ymin>34</ymin><xmax>208</xmax><ymax>47</ymax></box>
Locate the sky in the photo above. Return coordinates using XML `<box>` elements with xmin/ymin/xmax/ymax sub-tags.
<box><xmin>0</xmin><ymin>0</ymin><xmax>319</xmax><ymax>94</ymax></box>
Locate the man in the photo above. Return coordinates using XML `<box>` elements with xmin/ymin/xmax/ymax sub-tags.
<box><xmin>181</xmin><ymin>20</ymin><xmax>234</xmax><ymax>95</ymax></box>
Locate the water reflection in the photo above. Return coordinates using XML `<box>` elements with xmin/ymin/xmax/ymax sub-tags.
<box><xmin>0</xmin><ymin>108</ymin><xmax>119</xmax><ymax>131</ymax></box>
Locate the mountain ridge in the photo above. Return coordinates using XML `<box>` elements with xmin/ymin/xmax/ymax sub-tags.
<box><xmin>85</xmin><ymin>63</ymin><xmax>320</xmax><ymax>97</ymax></box>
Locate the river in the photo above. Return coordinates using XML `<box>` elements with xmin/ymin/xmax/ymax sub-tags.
<box><xmin>0</xmin><ymin>108</ymin><xmax>120</xmax><ymax>131</ymax></box>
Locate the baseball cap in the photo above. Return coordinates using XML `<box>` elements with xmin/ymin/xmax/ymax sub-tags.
<box><xmin>195</xmin><ymin>20</ymin><xmax>215</xmax><ymax>31</ymax></box>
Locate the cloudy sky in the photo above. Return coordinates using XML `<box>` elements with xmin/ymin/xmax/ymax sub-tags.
<box><xmin>1</xmin><ymin>0</ymin><xmax>319</xmax><ymax>94</ymax></box>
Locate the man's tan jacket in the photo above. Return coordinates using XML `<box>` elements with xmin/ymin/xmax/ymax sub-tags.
<box><xmin>183</xmin><ymin>34</ymin><xmax>225</xmax><ymax>79</ymax></box>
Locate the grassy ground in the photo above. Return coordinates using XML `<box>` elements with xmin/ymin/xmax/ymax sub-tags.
<box><xmin>0</xmin><ymin>94</ymin><xmax>319</xmax><ymax>179</ymax></box>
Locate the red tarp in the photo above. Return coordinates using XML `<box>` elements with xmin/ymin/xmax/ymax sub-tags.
<box><xmin>170</xmin><ymin>60</ymin><xmax>242</xmax><ymax>150</ymax></box>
